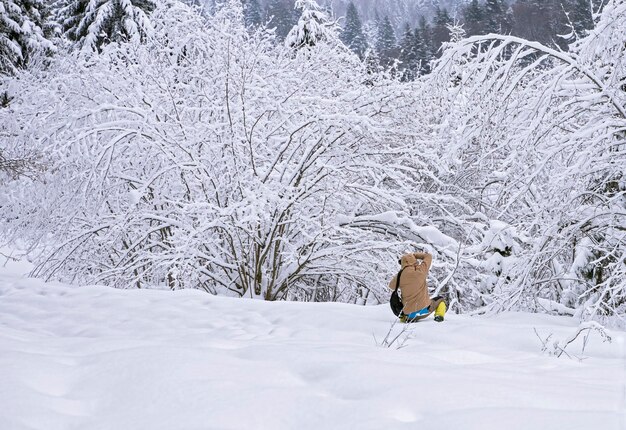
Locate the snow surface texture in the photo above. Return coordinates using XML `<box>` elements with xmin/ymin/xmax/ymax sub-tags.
<box><xmin>0</xmin><ymin>253</ymin><xmax>625</xmax><ymax>430</ymax></box>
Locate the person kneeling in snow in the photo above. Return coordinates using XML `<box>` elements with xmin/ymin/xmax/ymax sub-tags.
<box><xmin>388</xmin><ymin>252</ymin><xmax>446</xmax><ymax>323</ymax></box>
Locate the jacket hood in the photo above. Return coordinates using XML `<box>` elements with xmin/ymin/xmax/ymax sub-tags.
<box><xmin>400</xmin><ymin>253</ymin><xmax>417</xmax><ymax>269</ymax></box>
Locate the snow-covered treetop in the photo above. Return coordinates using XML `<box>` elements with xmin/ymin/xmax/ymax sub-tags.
<box><xmin>285</xmin><ymin>0</ymin><xmax>340</xmax><ymax>49</ymax></box>
<box><xmin>0</xmin><ymin>0</ymin><xmax>55</xmax><ymax>74</ymax></box>
<box><xmin>59</xmin><ymin>0</ymin><xmax>155</xmax><ymax>53</ymax></box>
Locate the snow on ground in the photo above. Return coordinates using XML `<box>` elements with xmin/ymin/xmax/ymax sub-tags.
<box><xmin>0</xmin><ymin>253</ymin><xmax>625</xmax><ymax>430</ymax></box>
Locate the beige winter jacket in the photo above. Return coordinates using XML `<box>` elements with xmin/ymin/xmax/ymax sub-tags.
<box><xmin>387</xmin><ymin>252</ymin><xmax>432</xmax><ymax>314</ymax></box>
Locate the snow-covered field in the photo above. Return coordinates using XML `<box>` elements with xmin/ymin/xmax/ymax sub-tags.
<box><xmin>0</xmin><ymin>255</ymin><xmax>624</xmax><ymax>430</ymax></box>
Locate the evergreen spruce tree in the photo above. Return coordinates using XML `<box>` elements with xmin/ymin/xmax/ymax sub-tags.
<box><xmin>503</xmin><ymin>5</ymin><xmax>515</xmax><ymax>34</ymax></box>
<box><xmin>59</xmin><ymin>0</ymin><xmax>155</xmax><ymax>52</ymax></box>
<box><xmin>398</xmin><ymin>23</ymin><xmax>417</xmax><ymax>81</ymax></box>
<box><xmin>434</xmin><ymin>7</ymin><xmax>452</xmax><ymax>28</ymax></box>
<box><xmin>512</xmin><ymin>0</ymin><xmax>559</xmax><ymax>47</ymax></box>
<box><xmin>411</xmin><ymin>28</ymin><xmax>427</xmax><ymax>75</ymax></box>
<box><xmin>363</xmin><ymin>47</ymin><xmax>381</xmax><ymax>85</ymax></box>
<box><xmin>484</xmin><ymin>0</ymin><xmax>504</xmax><ymax>33</ymax></box>
<box><xmin>366</xmin><ymin>9</ymin><xmax>381</xmax><ymax>50</ymax></box>
<box><xmin>375</xmin><ymin>15</ymin><xmax>395</xmax><ymax>63</ymax></box>
<box><xmin>285</xmin><ymin>0</ymin><xmax>338</xmax><ymax>49</ymax></box>
<box><xmin>373</xmin><ymin>9</ymin><xmax>381</xmax><ymax>27</ymax></box>
<box><xmin>416</xmin><ymin>15</ymin><xmax>433</xmax><ymax>74</ymax></box>
<box><xmin>243</xmin><ymin>0</ymin><xmax>262</xmax><ymax>28</ymax></box>
<box><xmin>0</xmin><ymin>0</ymin><xmax>54</xmax><ymax>74</ymax></box>
<box><xmin>462</xmin><ymin>0</ymin><xmax>484</xmax><ymax>36</ymax></box>
<box><xmin>447</xmin><ymin>21</ymin><xmax>466</xmax><ymax>43</ymax></box>
<box><xmin>432</xmin><ymin>6</ymin><xmax>452</xmax><ymax>54</ymax></box>
<box><xmin>265</xmin><ymin>0</ymin><xmax>295</xmax><ymax>42</ymax></box>
<box><xmin>565</xmin><ymin>0</ymin><xmax>593</xmax><ymax>38</ymax></box>
<box><xmin>340</xmin><ymin>1</ymin><xmax>367</xmax><ymax>58</ymax></box>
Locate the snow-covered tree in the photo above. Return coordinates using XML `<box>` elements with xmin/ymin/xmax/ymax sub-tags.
<box><xmin>264</xmin><ymin>0</ymin><xmax>294</xmax><ymax>42</ymax></box>
<box><xmin>426</xmin><ymin>0</ymin><xmax>626</xmax><ymax>319</ymax></box>
<box><xmin>340</xmin><ymin>1</ymin><xmax>366</xmax><ymax>58</ymax></box>
<box><xmin>484</xmin><ymin>0</ymin><xmax>509</xmax><ymax>34</ymax></box>
<box><xmin>431</xmin><ymin>6</ymin><xmax>451</xmax><ymax>53</ymax></box>
<box><xmin>398</xmin><ymin>23</ymin><xmax>417</xmax><ymax>81</ymax></box>
<box><xmin>285</xmin><ymin>0</ymin><xmax>338</xmax><ymax>49</ymax></box>
<box><xmin>375</xmin><ymin>14</ymin><xmax>395</xmax><ymax>61</ymax></box>
<box><xmin>4</xmin><ymin>0</ymin><xmax>466</xmax><ymax>305</ymax></box>
<box><xmin>242</xmin><ymin>0</ymin><xmax>262</xmax><ymax>28</ymax></box>
<box><xmin>415</xmin><ymin>16</ymin><xmax>433</xmax><ymax>74</ymax></box>
<box><xmin>511</xmin><ymin>0</ymin><xmax>563</xmax><ymax>48</ymax></box>
<box><xmin>562</xmin><ymin>0</ymin><xmax>594</xmax><ymax>40</ymax></box>
<box><xmin>462</xmin><ymin>0</ymin><xmax>484</xmax><ymax>36</ymax></box>
<box><xmin>58</xmin><ymin>0</ymin><xmax>155</xmax><ymax>52</ymax></box>
<box><xmin>0</xmin><ymin>0</ymin><xmax>54</xmax><ymax>74</ymax></box>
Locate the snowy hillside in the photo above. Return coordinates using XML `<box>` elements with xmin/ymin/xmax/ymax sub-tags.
<box><xmin>1</xmin><ymin>257</ymin><xmax>624</xmax><ymax>430</ymax></box>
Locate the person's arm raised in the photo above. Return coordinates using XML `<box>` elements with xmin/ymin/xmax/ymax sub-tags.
<box><xmin>413</xmin><ymin>252</ymin><xmax>432</xmax><ymax>272</ymax></box>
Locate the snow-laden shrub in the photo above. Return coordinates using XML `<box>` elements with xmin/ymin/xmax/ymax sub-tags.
<box><xmin>2</xmin><ymin>0</ymin><xmax>473</xmax><ymax>303</ymax></box>
<box><xmin>425</xmin><ymin>0</ymin><xmax>626</xmax><ymax>319</ymax></box>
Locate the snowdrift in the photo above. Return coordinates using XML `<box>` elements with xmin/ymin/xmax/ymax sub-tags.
<box><xmin>0</xmin><ymin>258</ymin><xmax>624</xmax><ymax>430</ymax></box>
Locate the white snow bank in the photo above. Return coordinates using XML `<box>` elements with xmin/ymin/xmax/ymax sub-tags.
<box><xmin>0</xmin><ymin>263</ymin><xmax>624</xmax><ymax>430</ymax></box>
